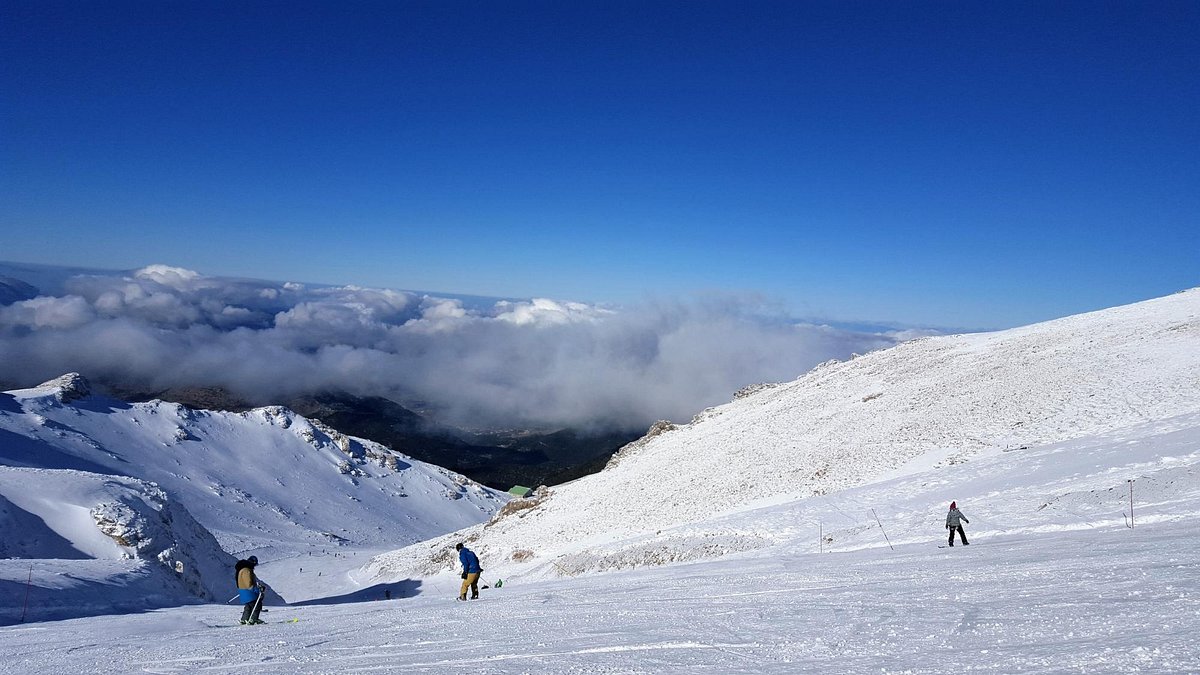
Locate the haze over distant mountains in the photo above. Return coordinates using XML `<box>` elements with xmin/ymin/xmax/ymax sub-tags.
<box><xmin>0</xmin><ymin>260</ymin><xmax>922</xmax><ymax>432</ymax></box>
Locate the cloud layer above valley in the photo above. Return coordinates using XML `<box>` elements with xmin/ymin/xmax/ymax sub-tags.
<box><xmin>0</xmin><ymin>265</ymin><xmax>912</xmax><ymax>430</ymax></box>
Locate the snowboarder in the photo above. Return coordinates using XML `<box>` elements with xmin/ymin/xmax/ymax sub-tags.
<box><xmin>235</xmin><ymin>556</ymin><xmax>267</xmax><ymax>624</ymax></box>
<box><xmin>456</xmin><ymin>543</ymin><xmax>482</xmax><ymax>600</ymax></box>
<box><xmin>946</xmin><ymin>501</ymin><xmax>970</xmax><ymax>546</ymax></box>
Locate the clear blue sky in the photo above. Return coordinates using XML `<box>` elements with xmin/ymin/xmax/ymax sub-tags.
<box><xmin>2</xmin><ymin>1</ymin><xmax>1197</xmax><ymax>328</ymax></box>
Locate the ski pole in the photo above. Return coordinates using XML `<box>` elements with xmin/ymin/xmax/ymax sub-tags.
<box><xmin>254</xmin><ymin>588</ymin><xmax>265</xmax><ymax>618</ymax></box>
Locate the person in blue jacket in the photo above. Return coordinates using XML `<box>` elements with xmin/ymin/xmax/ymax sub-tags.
<box><xmin>456</xmin><ymin>543</ymin><xmax>482</xmax><ymax>600</ymax></box>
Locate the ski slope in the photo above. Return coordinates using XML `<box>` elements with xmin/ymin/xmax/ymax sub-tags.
<box><xmin>6</xmin><ymin>403</ymin><xmax>1200</xmax><ymax>672</ymax></box>
<box><xmin>2</xmin><ymin>521</ymin><xmax>1196</xmax><ymax>674</ymax></box>
<box><xmin>365</xmin><ymin>289</ymin><xmax>1200</xmax><ymax>581</ymax></box>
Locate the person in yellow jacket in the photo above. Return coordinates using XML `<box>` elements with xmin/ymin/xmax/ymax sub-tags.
<box><xmin>235</xmin><ymin>556</ymin><xmax>267</xmax><ymax>624</ymax></box>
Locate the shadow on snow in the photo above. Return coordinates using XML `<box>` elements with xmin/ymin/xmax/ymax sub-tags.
<box><xmin>289</xmin><ymin>579</ymin><xmax>423</xmax><ymax>606</ymax></box>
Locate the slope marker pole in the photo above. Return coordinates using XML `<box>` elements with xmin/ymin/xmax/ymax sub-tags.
<box><xmin>1128</xmin><ymin>480</ymin><xmax>1134</xmax><ymax>529</ymax></box>
<box><xmin>871</xmin><ymin>509</ymin><xmax>894</xmax><ymax>551</ymax></box>
<box><xmin>20</xmin><ymin>564</ymin><xmax>33</xmax><ymax>622</ymax></box>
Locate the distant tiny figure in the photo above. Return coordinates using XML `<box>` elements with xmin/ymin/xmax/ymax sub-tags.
<box><xmin>456</xmin><ymin>542</ymin><xmax>482</xmax><ymax>601</ymax></box>
<box><xmin>946</xmin><ymin>501</ymin><xmax>970</xmax><ymax>546</ymax></box>
<box><xmin>384</xmin><ymin>589</ymin><xmax>391</xmax><ymax>600</ymax></box>
<box><xmin>235</xmin><ymin>556</ymin><xmax>267</xmax><ymax>625</ymax></box>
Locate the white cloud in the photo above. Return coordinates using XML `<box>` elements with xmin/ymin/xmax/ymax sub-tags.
<box><xmin>0</xmin><ymin>295</ymin><xmax>96</xmax><ymax>330</ymax></box>
<box><xmin>494</xmin><ymin>298</ymin><xmax>613</xmax><ymax>326</ymax></box>
<box><xmin>0</xmin><ymin>266</ymin><xmax>902</xmax><ymax>429</ymax></box>
<box><xmin>132</xmin><ymin>264</ymin><xmax>203</xmax><ymax>289</ymax></box>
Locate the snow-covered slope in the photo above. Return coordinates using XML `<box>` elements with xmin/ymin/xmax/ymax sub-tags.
<box><xmin>0</xmin><ymin>467</ymin><xmax>236</xmax><ymax>623</ymax></box>
<box><xmin>365</xmin><ymin>288</ymin><xmax>1200</xmax><ymax>581</ymax></box>
<box><xmin>0</xmin><ymin>374</ymin><xmax>507</xmax><ymax>608</ymax></box>
<box><xmin>6</xmin><ymin>421</ymin><xmax>1199</xmax><ymax>672</ymax></box>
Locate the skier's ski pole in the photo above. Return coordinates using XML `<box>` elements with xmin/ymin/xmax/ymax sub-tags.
<box><xmin>253</xmin><ymin>586</ymin><xmax>266</xmax><ymax>619</ymax></box>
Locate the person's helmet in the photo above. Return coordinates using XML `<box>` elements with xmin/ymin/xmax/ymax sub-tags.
<box><xmin>248</xmin><ymin>556</ymin><xmax>258</xmax><ymax>565</ymax></box>
<box><xmin>455</xmin><ymin>543</ymin><xmax>463</xmax><ymax>551</ymax></box>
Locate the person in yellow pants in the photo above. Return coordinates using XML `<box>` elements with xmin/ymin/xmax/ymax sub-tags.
<box><xmin>456</xmin><ymin>543</ymin><xmax>482</xmax><ymax>600</ymax></box>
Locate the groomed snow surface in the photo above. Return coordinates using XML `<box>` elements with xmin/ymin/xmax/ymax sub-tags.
<box><xmin>2</xmin><ymin>523</ymin><xmax>1196</xmax><ymax>674</ymax></box>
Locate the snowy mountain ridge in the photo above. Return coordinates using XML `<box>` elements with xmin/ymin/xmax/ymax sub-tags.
<box><xmin>365</xmin><ymin>287</ymin><xmax>1200</xmax><ymax>581</ymax></box>
<box><xmin>0</xmin><ymin>375</ymin><xmax>507</xmax><ymax>618</ymax></box>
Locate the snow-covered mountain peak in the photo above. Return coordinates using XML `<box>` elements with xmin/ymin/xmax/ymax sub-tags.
<box><xmin>0</xmin><ymin>377</ymin><xmax>510</xmax><ymax>610</ymax></box>
<box><xmin>25</xmin><ymin>372</ymin><xmax>92</xmax><ymax>403</ymax></box>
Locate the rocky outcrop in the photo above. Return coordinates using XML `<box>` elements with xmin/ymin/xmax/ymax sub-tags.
<box><xmin>36</xmin><ymin>373</ymin><xmax>92</xmax><ymax>403</ymax></box>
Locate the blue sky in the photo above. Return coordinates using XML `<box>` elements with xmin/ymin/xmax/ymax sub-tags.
<box><xmin>2</xmin><ymin>1</ymin><xmax>1197</xmax><ymax>328</ymax></box>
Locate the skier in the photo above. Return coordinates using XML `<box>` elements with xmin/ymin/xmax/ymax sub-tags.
<box><xmin>455</xmin><ymin>542</ymin><xmax>482</xmax><ymax>600</ymax></box>
<box><xmin>235</xmin><ymin>555</ymin><xmax>267</xmax><ymax>624</ymax></box>
<box><xmin>946</xmin><ymin>501</ymin><xmax>970</xmax><ymax>546</ymax></box>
